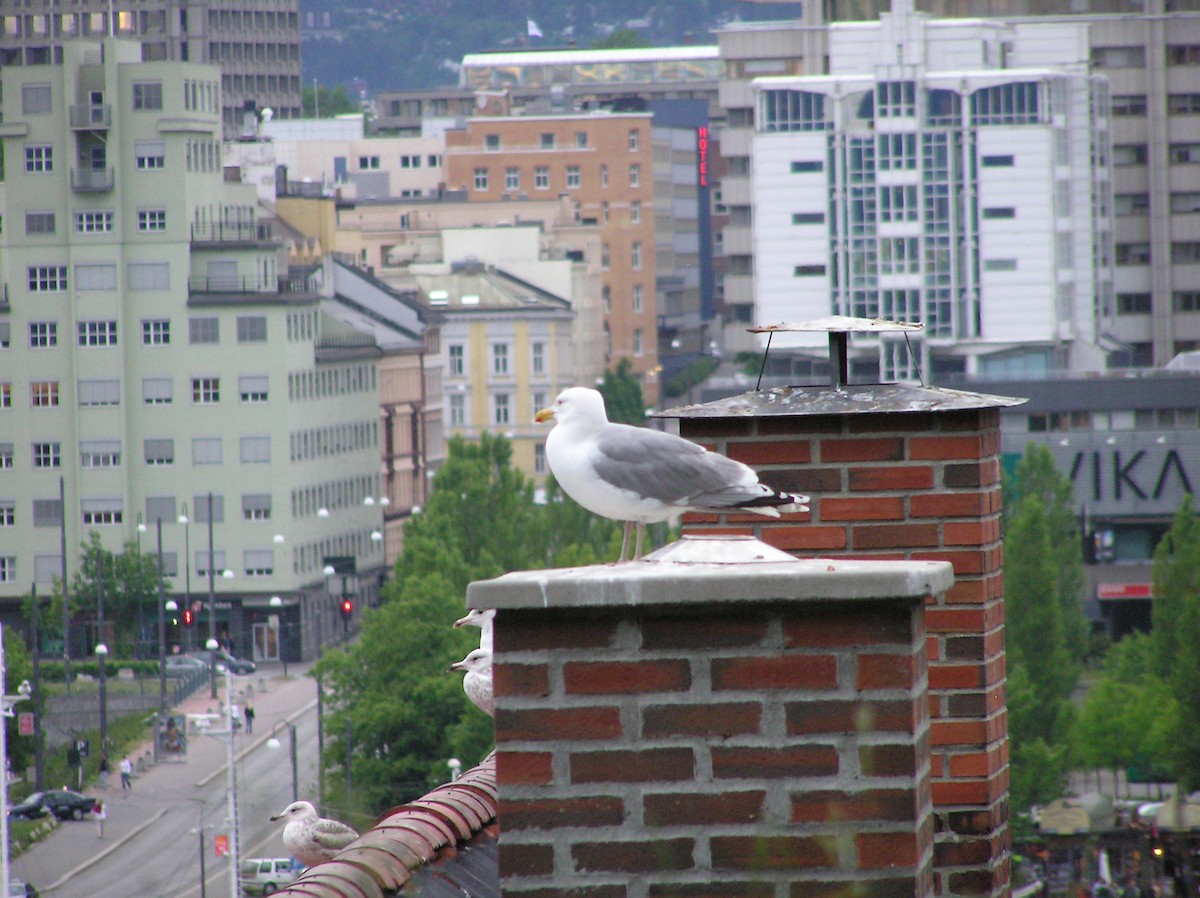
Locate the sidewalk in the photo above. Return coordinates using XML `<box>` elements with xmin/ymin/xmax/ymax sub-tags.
<box><xmin>13</xmin><ymin>661</ymin><xmax>319</xmax><ymax>894</ymax></box>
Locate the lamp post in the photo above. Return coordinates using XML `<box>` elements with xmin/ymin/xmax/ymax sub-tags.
<box><xmin>269</xmin><ymin>596</ymin><xmax>289</xmax><ymax>677</ymax></box>
<box><xmin>0</xmin><ymin>626</ymin><xmax>32</xmax><ymax>898</ymax></box>
<box><xmin>207</xmin><ymin>492</ymin><xmax>217</xmax><ymax>699</ymax></box>
<box><xmin>266</xmin><ymin>722</ymin><xmax>299</xmax><ymax>803</ymax></box>
<box><xmin>136</xmin><ymin>513</ymin><xmax>147</xmax><ymax>654</ymax></box>
<box><xmin>156</xmin><ymin>518</ymin><xmax>168</xmax><ymax>714</ymax></box>
<box><xmin>178</xmin><ymin>504</ymin><xmax>191</xmax><ymax>652</ymax></box>
<box><xmin>211</xmin><ymin>651</ymin><xmax>241</xmax><ymax>898</ymax></box>
<box><xmin>95</xmin><ymin>643</ymin><xmax>108</xmax><ymax>752</ymax></box>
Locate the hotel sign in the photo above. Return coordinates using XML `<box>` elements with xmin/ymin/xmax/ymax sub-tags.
<box><xmin>696</xmin><ymin>126</ymin><xmax>709</xmax><ymax>187</ymax></box>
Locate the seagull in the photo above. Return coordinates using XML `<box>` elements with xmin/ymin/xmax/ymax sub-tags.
<box><xmin>450</xmin><ymin>648</ymin><xmax>494</xmax><ymax>717</ymax></box>
<box><xmin>454</xmin><ymin>607</ymin><xmax>495</xmax><ymax>653</ymax></box>
<box><xmin>269</xmin><ymin>800</ymin><xmax>359</xmax><ymax>867</ymax></box>
<box><xmin>535</xmin><ymin>387</ymin><xmax>809</xmax><ymax>561</ymax></box>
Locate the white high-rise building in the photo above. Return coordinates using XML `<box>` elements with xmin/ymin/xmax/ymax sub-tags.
<box><xmin>749</xmin><ymin>2</ymin><xmax>1116</xmax><ymax>379</ymax></box>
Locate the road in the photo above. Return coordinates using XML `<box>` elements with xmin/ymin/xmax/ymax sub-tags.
<box><xmin>11</xmin><ymin>667</ymin><xmax>321</xmax><ymax>898</ymax></box>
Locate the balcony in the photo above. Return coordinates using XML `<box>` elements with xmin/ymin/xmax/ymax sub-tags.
<box><xmin>190</xmin><ymin>222</ymin><xmax>274</xmax><ymax>245</ymax></box>
<box><xmin>71</xmin><ymin>167</ymin><xmax>114</xmax><ymax>193</ymax></box>
<box><xmin>70</xmin><ymin>104</ymin><xmax>111</xmax><ymax>129</ymax></box>
<box><xmin>187</xmin><ymin>274</ymin><xmax>319</xmax><ymax>305</ymax></box>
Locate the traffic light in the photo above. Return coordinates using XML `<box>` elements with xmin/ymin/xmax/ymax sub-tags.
<box><xmin>182</xmin><ymin>608</ymin><xmax>195</xmax><ymax>628</ymax></box>
<box><xmin>339</xmin><ymin>599</ymin><xmax>353</xmax><ymax>621</ymax></box>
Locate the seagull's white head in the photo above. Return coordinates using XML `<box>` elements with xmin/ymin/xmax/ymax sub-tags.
<box><xmin>534</xmin><ymin>387</ymin><xmax>608</xmax><ymax>429</ymax></box>
<box><xmin>453</xmin><ymin>607</ymin><xmax>495</xmax><ymax>630</ymax></box>
<box><xmin>449</xmin><ymin>648</ymin><xmax>492</xmax><ymax>674</ymax></box>
<box><xmin>271</xmin><ymin>800</ymin><xmax>318</xmax><ymax>823</ymax></box>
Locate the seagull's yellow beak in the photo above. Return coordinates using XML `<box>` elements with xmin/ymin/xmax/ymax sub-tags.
<box><xmin>534</xmin><ymin>407</ymin><xmax>555</xmax><ymax>423</ymax></box>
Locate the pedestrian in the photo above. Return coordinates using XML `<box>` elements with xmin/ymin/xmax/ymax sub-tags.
<box><xmin>93</xmin><ymin>799</ymin><xmax>106</xmax><ymax>838</ymax></box>
<box><xmin>119</xmin><ymin>756</ymin><xmax>133</xmax><ymax>791</ymax></box>
<box><xmin>98</xmin><ymin>753</ymin><xmax>110</xmax><ymax>790</ymax></box>
<box><xmin>244</xmin><ymin>705</ymin><xmax>255</xmax><ymax>734</ymax></box>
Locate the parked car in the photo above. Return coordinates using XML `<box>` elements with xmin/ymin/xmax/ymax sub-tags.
<box><xmin>9</xmin><ymin>790</ymin><xmax>95</xmax><ymax>821</ymax></box>
<box><xmin>163</xmin><ymin>655</ymin><xmax>208</xmax><ymax>677</ymax></box>
<box><xmin>185</xmin><ymin>648</ymin><xmax>256</xmax><ymax>675</ymax></box>
<box><xmin>239</xmin><ymin>857</ymin><xmax>302</xmax><ymax>895</ymax></box>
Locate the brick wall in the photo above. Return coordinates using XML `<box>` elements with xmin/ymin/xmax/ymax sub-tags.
<box><xmin>470</xmin><ymin>555</ymin><xmax>953</xmax><ymax>898</ymax></box>
<box><xmin>678</xmin><ymin>405</ymin><xmax>1009</xmax><ymax>898</ymax></box>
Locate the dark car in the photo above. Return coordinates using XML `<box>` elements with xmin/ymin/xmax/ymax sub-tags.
<box><xmin>163</xmin><ymin>655</ymin><xmax>208</xmax><ymax>677</ymax></box>
<box><xmin>185</xmin><ymin>648</ymin><xmax>256</xmax><ymax>675</ymax></box>
<box><xmin>9</xmin><ymin>790</ymin><xmax>95</xmax><ymax>821</ymax></box>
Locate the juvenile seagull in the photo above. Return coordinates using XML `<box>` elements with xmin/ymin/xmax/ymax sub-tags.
<box><xmin>450</xmin><ymin>648</ymin><xmax>494</xmax><ymax>717</ymax></box>
<box><xmin>535</xmin><ymin>387</ymin><xmax>809</xmax><ymax>561</ymax></box>
<box><xmin>454</xmin><ymin>607</ymin><xmax>495</xmax><ymax>653</ymax></box>
<box><xmin>269</xmin><ymin>800</ymin><xmax>359</xmax><ymax>867</ymax></box>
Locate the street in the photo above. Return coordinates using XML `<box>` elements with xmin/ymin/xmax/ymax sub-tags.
<box><xmin>11</xmin><ymin>667</ymin><xmax>321</xmax><ymax>898</ymax></box>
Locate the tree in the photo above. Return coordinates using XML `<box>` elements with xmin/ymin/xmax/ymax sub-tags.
<box><xmin>590</xmin><ymin>28</ymin><xmax>650</xmax><ymax>49</ymax></box>
<box><xmin>598</xmin><ymin>358</ymin><xmax>645</xmax><ymax>425</ymax></box>
<box><xmin>70</xmin><ymin>533</ymin><xmax>164</xmax><ymax>655</ymax></box>
<box><xmin>302</xmin><ymin>84</ymin><xmax>360</xmax><ymax>118</ymax></box>
<box><xmin>1151</xmin><ymin>494</ymin><xmax>1200</xmax><ymax>679</ymax></box>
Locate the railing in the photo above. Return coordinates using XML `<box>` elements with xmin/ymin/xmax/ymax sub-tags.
<box><xmin>69</xmin><ymin>104</ymin><xmax>111</xmax><ymax>128</ymax></box>
<box><xmin>316</xmin><ymin>333</ymin><xmax>378</xmax><ymax>350</ymax></box>
<box><xmin>188</xmin><ymin>274</ymin><xmax>318</xmax><ymax>295</ymax></box>
<box><xmin>71</xmin><ymin>167</ymin><xmax>114</xmax><ymax>192</ymax></box>
<box><xmin>190</xmin><ymin>222</ymin><xmax>273</xmax><ymax>243</ymax></box>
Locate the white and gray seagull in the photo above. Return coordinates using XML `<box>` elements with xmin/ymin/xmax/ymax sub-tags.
<box><xmin>450</xmin><ymin>648</ymin><xmax>494</xmax><ymax>717</ymax></box>
<box><xmin>454</xmin><ymin>607</ymin><xmax>495</xmax><ymax>654</ymax></box>
<box><xmin>269</xmin><ymin>800</ymin><xmax>359</xmax><ymax>868</ymax></box>
<box><xmin>535</xmin><ymin>387</ymin><xmax>809</xmax><ymax>561</ymax></box>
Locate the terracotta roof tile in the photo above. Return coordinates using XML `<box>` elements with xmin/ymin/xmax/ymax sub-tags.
<box><xmin>271</xmin><ymin>753</ymin><xmax>497</xmax><ymax>898</ymax></box>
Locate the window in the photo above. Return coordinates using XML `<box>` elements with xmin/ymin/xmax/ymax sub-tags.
<box><xmin>78</xmin><ymin>320</ymin><xmax>118</xmax><ymax>346</ymax></box>
<box><xmin>1117</xmin><ymin>293</ymin><xmax>1152</xmax><ymax>314</ymax></box>
<box><xmin>0</xmin><ymin>384</ymin><xmax>9</xmax><ymax>408</ymax></box>
<box><xmin>485</xmin><ymin>134</ymin><xmax>500</xmax><ymax>151</ymax></box>
<box><xmin>633</xmin><ymin>284</ymin><xmax>644</xmax><ymax>313</ymax></box>
<box><xmin>135</xmin><ymin>140</ymin><xmax>165</xmax><ymax>169</ymax></box>
<box><xmin>540</xmin><ymin>133</ymin><xmax>555</xmax><ymax>149</ymax></box>
<box><xmin>192</xmin><ymin>377</ymin><xmax>220</xmax><ymax>403</ymax></box>
<box><xmin>492</xmin><ymin>343</ymin><xmax>509</xmax><ymax>375</ymax></box>
<box><xmin>982</xmin><ymin>207</ymin><xmax>1016</xmax><ymax>219</ymax></box>
<box><xmin>0</xmin><ymin>502</ymin><xmax>12</xmax><ymax>527</ymax></box>
<box><xmin>790</xmin><ymin>160</ymin><xmax>823</xmax><ymax>173</ymax></box>
<box><xmin>603</xmin><ymin>285</ymin><xmax>612</xmax><ymax>313</ymax></box>
<box><xmin>981</xmin><ymin>155</ymin><xmax>1014</xmax><ymax>167</ymax></box>
<box><xmin>138</xmin><ymin>209</ymin><xmax>167</xmax><ymax>231</ymax></box>
<box><xmin>31</xmin><ymin>382</ymin><xmax>59</xmax><ymax>407</ymax></box>
<box><xmin>448</xmin><ymin>344</ymin><xmax>464</xmax><ymax>376</ymax></box>
<box><xmin>534</xmin><ymin>167</ymin><xmax>549</xmax><ymax>190</ymax></box>
<box><xmin>358</xmin><ymin>155</ymin><xmax>380</xmax><ymax>169</ymax></box>
<box><xmin>1175</xmin><ymin>291</ymin><xmax>1200</xmax><ymax>312</ymax></box>
<box><xmin>1168</xmin><ymin>94</ymin><xmax>1200</xmax><ymax>115</ymax></box>
<box><xmin>1093</xmin><ymin>46</ymin><xmax>1146</xmax><ymax>67</ymax></box>
<box><xmin>240</xmin><ymin>436</ymin><xmax>271</xmax><ymax>463</ymax></box>
<box><xmin>600</xmin><ymin>164</ymin><xmax>609</xmax><ymax>188</ymax></box>
<box><xmin>633</xmin><ymin>329</ymin><xmax>644</xmax><ymax>356</ymax></box>
<box><xmin>1116</xmin><ymin>144</ymin><xmax>1149</xmax><ymax>165</ymax></box>
<box><xmin>794</xmin><ymin>264</ymin><xmax>827</xmax><ymax>277</ymax></box>
<box><xmin>145</xmin><ymin>496</ymin><xmax>177</xmax><ymax>524</ymax></box>
<box><xmin>630</xmin><ymin>163</ymin><xmax>641</xmax><ymax>187</ymax></box>
<box><xmin>127</xmin><ymin>261</ymin><xmax>169</xmax><ymax>291</ymax></box>
<box><xmin>33</xmin><ymin>442</ymin><xmax>61</xmax><ymax>468</ymax></box>
<box><xmin>25</xmin><ymin>145</ymin><xmax>53</xmax><ymax>173</ymax></box>
<box><xmin>792</xmin><ymin>212</ymin><xmax>825</xmax><ymax>225</ymax></box>
<box><xmin>473</xmin><ymin>168</ymin><xmax>489</xmax><ymax>191</ymax></box>
<box><xmin>132</xmin><ymin>81</ymin><xmax>163</xmax><ymax>110</ymax></box>
<box><xmin>82</xmin><ymin>499</ymin><xmax>123</xmax><ymax>526</ymax></box>
<box><xmin>566</xmin><ymin>165</ymin><xmax>581</xmax><ymax>189</ymax></box>
<box><xmin>242</xmin><ymin>494</ymin><xmax>272</xmax><ymax>521</ymax></box>
<box><xmin>983</xmin><ymin>259</ymin><xmax>1018</xmax><ymax>272</ymax></box>
<box><xmin>0</xmin><ymin>444</ymin><xmax>12</xmax><ymax>469</ymax></box>
<box><xmin>80</xmin><ymin>440</ymin><xmax>121</xmax><ymax>467</ymax></box>
<box><xmin>196</xmin><ymin>549</ymin><xmax>228</xmax><ymax>576</ymax></box>
<box><xmin>75</xmin><ymin>211</ymin><xmax>113</xmax><ymax>233</ymax></box>
<box><xmin>75</xmin><ymin>262</ymin><xmax>117</xmax><ymax>291</ymax></box>
<box><xmin>505</xmin><ymin>167</ymin><xmax>520</xmax><ymax>191</ymax></box>
<box><xmin>1173</xmin><ymin>242</ymin><xmax>1200</xmax><ymax>263</ymax></box>
<box><xmin>142</xmin><ymin>377</ymin><xmax>173</xmax><ymax>405</ymax></box>
<box><xmin>970</xmin><ymin>82</ymin><xmax>1043</xmax><ymax>124</ymax></box>
<box><xmin>239</xmin><ymin>375</ymin><xmax>269</xmax><ymax>402</ymax></box>
<box><xmin>1116</xmin><ymin>193</ymin><xmax>1151</xmax><ymax>216</ymax></box>
<box><xmin>628</xmin><ymin>129</ymin><xmax>640</xmax><ymax>152</ymax></box>
<box><xmin>1168</xmin><ymin>45</ymin><xmax>1200</xmax><ymax>66</ymax></box>
<box><xmin>142</xmin><ymin>319</ymin><xmax>170</xmax><ymax>345</ymax></box>
<box><xmin>494</xmin><ymin>393</ymin><xmax>510</xmax><ymax>425</ymax></box>
<box><xmin>78</xmin><ymin>380</ymin><xmax>120</xmax><ymax>406</ymax></box>
<box><xmin>535</xmin><ymin>443</ymin><xmax>546</xmax><ymax>474</ymax></box>
<box><xmin>1172</xmin><ymin>192</ymin><xmax>1200</xmax><ymax>213</ymax></box>
<box><xmin>576</xmin><ymin>132</ymin><xmax>588</xmax><ymax>148</ymax></box>
<box><xmin>189</xmin><ymin>318</ymin><xmax>219</xmax><ymax>344</ymax></box>
<box><xmin>761</xmin><ymin>89</ymin><xmax>830</xmax><ymax>132</ymax></box>
<box><xmin>22</xmin><ymin>83</ymin><xmax>52</xmax><ymax>114</ymax></box>
<box><xmin>532</xmin><ymin>342</ymin><xmax>545</xmax><ymax>375</ymax></box>
<box><xmin>1117</xmin><ymin>243</ymin><xmax>1152</xmax><ymax>265</ymax></box>
<box><xmin>399</xmin><ymin>154</ymin><xmax>422</xmax><ymax>168</ymax></box>
<box><xmin>632</xmin><ymin>242</ymin><xmax>643</xmax><ymax>271</ymax></box>
<box><xmin>237</xmin><ymin>316</ymin><xmax>267</xmax><ymax>343</ymax></box>
<box><xmin>32</xmin><ymin>500</ymin><xmax>63</xmax><ymax>528</ymax></box>
<box><xmin>0</xmin><ymin>558</ymin><xmax>14</xmax><ymax>583</ymax></box>
<box><xmin>29</xmin><ymin>322</ymin><xmax>57</xmax><ymax>347</ymax></box>
<box><xmin>192</xmin><ymin>437</ymin><xmax>222</xmax><ymax>465</ymax></box>
<box><xmin>602</xmin><ymin>244</ymin><xmax>611</xmax><ymax>270</ymax></box>
<box><xmin>243</xmin><ymin>549</ymin><xmax>275</xmax><ymax>577</ymax></box>
<box><xmin>25</xmin><ymin>212</ymin><xmax>55</xmax><ymax>235</ymax></box>
<box><xmin>449</xmin><ymin>394</ymin><xmax>466</xmax><ymax>426</ymax></box>
<box><xmin>144</xmin><ymin>438</ymin><xmax>175</xmax><ymax>465</ymax></box>
<box><xmin>28</xmin><ymin>266</ymin><xmax>67</xmax><ymax>292</ymax></box>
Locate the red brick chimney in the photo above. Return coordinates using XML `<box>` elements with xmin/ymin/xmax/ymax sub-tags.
<box><xmin>469</xmin><ymin>538</ymin><xmax>953</xmax><ymax>897</ymax></box>
<box><xmin>673</xmin><ymin>367</ymin><xmax>1019</xmax><ymax>898</ymax></box>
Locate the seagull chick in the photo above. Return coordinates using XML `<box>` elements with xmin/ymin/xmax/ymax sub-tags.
<box><xmin>450</xmin><ymin>648</ymin><xmax>494</xmax><ymax>717</ymax></box>
<box><xmin>270</xmin><ymin>800</ymin><xmax>359</xmax><ymax>867</ymax></box>
<box><xmin>454</xmin><ymin>607</ymin><xmax>495</xmax><ymax>653</ymax></box>
<box><xmin>535</xmin><ymin>387</ymin><xmax>809</xmax><ymax>561</ymax></box>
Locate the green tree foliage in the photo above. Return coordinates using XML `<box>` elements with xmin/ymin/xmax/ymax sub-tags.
<box><xmin>590</xmin><ymin>28</ymin><xmax>650</xmax><ymax>49</ymax></box>
<box><xmin>1</xmin><ymin>628</ymin><xmax>33</xmax><ymax>775</ymax></box>
<box><xmin>598</xmin><ymin>358</ymin><xmax>645</xmax><ymax>425</ymax></box>
<box><xmin>302</xmin><ymin>84</ymin><xmax>360</xmax><ymax>118</ymax></box>
<box><xmin>69</xmin><ymin>533</ymin><xmax>163</xmax><ymax>655</ymax></box>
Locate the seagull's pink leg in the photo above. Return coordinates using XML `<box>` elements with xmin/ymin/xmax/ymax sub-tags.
<box><xmin>619</xmin><ymin>521</ymin><xmax>633</xmax><ymax>562</ymax></box>
<box><xmin>633</xmin><ymin>523</ymin><xmax>646</xmax><ymax>561</ymax></box>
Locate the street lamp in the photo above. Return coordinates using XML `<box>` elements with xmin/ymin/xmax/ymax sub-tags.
<box><xmin>95</xmin><ymin>643</ymin><xmax>109</xmax><ymax>752</ymax></box>
<box><xmin>269</xmin><ymin>596</ymin><xmax>290</xmax><ymax>677</ymax></box>
<box><xmin>178</xmin><ymin>504</ymin><xmax>191</xmax><ymax>652</ymax></box>
<box><xmin>0</xmin><ymin>628</ymin><xmax>32</xmax><ymax>898</ymax></box>
<box><xmin>136</xmin><ymin>513</ymin><xmax>148</xmax><ymax>653</ymax></box>
<box><xmin>207</xmin><ymin>492</ymin><xmax>218</xmax><ymax>699</ymax></box>
<box><xmin>201</xmin><ymin>659</ymin><xmax>241</xmax><ymax>898</ymax></box>
<box><xmin>266</xmin><ymin>722</ymin><xmax>299</xmax><ymax>802</ymax></box>
<box><xmin>156</xmin><ymin>517</ymin><xmax>170</xmax><ymax>714</ymax></box>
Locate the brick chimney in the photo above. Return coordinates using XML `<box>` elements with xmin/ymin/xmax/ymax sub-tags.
<box><xmin>671</xmin><ymin>344</ymin><xmax>1021</xmax><ymax>897</ymax></box>
<box><xmin>468</xmin><ymin>538</ymin><xmax>953</xmax><ymax>897</ymax></box>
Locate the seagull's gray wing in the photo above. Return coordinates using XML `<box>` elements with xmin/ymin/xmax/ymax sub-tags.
<box><xmin>591</xmin><ymin>423</ymin><xmax>750</xmax><ymax>508</ymax></box>
<box><xmin>310</xmin><ymin>818</ymin><xmax>359</xmax><ymax>851</ymax></box>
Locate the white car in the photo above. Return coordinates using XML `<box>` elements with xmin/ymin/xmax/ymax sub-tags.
<box><xmin>239</xmin><ymin>857</ymin><xmax>302</xmax><ymax>895</ymax></box>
